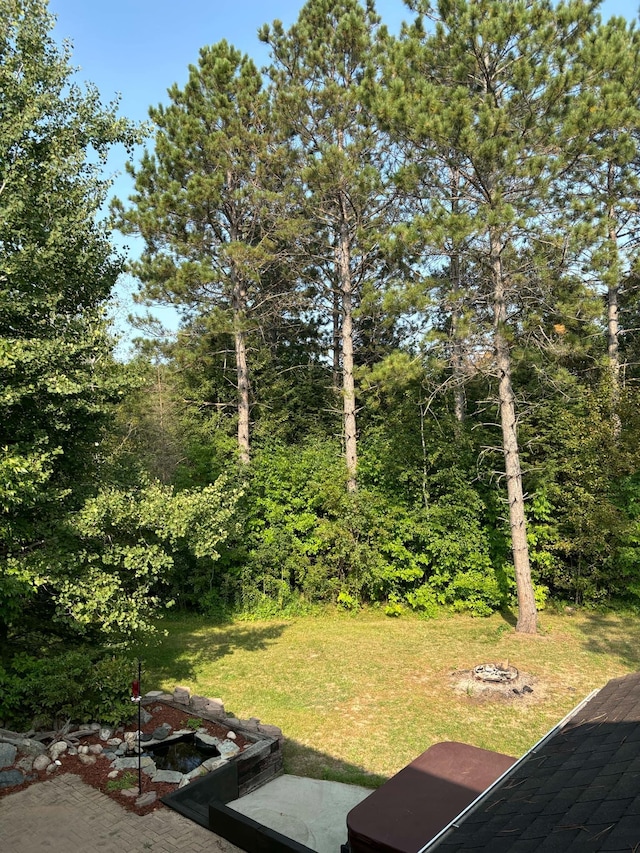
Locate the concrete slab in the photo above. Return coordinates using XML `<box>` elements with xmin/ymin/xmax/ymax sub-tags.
<box><xmin>227</xmin><ymin>774</ymin><xmax>373</xmax><ymax>853</ymax></box>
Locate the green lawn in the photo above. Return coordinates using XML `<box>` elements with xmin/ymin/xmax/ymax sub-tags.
<box><xmin>141</xmin><ymin>608</ymin><xmax>640</xmax><ymax>787</ymax></box>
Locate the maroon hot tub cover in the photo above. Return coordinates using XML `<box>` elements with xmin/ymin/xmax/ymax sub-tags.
<box><xmin>347</xmin><ymin>742</ymin><xmax>516</xmax><ymax>853</ymax></box>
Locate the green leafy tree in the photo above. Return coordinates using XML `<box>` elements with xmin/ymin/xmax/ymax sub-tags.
<box><xmin>0</xmin><ymin>0</ymin><xmax>141</xmax><ymax>650</ymax></box>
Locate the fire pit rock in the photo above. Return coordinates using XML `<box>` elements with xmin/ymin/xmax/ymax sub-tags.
<box><xmin>473</xmin><ymin>663</ymin><xmax>519</xmax><ymax>683</ymax></box>
<box><xmin>451</xmin><ymin>665</ymin><xmax>539</xmax><ymax>701</ymax></box>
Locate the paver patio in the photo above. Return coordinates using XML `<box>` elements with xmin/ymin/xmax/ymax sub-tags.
<box><xmin>0</xmin><ymin>773</ymin><xmax>243</xmax><ymax>853</ymax></box>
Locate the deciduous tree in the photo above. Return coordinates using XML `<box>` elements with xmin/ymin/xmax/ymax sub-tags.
<box><xmin>0</xmin><ymin>0</ymin><xmax>140</xmax><ymax>648</ymax></box>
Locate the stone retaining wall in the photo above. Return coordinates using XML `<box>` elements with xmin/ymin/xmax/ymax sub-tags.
<box><xmin>145</xmin><ymin>686</ymin><xmax>284</xmax><ymax>797</ymax></box>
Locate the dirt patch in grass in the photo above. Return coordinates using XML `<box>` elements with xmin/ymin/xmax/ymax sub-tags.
<box><xmin>449</xmin><ymin>668</ymin><xmax>545</xmax><ymax>704</ymax></box>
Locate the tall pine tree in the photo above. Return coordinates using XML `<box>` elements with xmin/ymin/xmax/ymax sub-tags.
<box><xmin>379</xmin><ymin>0</ymin><xmax>599</xmax><ymax>632</ymax></box>
<box><xmin>260</xmin><ymin>0</ymin><xmax>397</xmax><ymax>492</ymax></box>
<box><xmin>114</xmin><ymin>41</ymin><xmax>301</xmax><ymax>464</ymax></box>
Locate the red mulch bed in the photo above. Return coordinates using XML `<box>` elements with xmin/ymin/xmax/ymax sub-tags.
<box><xmin>0</xmin><ymin>703</ymin><xmax>251</xmax><ymax>816</ymax></box>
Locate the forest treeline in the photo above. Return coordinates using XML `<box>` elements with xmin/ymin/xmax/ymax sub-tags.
<box><xmin>3</xmin><ymin>0</ymin><xmax>640</xmax><ymax>690</ymax></box>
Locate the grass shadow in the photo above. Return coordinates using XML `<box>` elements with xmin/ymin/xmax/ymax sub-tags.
<box><xmin>282</xmin><ymin>736</ymin><xmax>387</xmax><ymax>789</ymax></box>
<box><xmin>140</xmin><ymin>618</ymin><xmax>291</xmax><ymax>686</ymax></box>
<box><xmin>499</xmin><ymin>608</ymin><xmax>517</xmax><ymax>628</ymax></box>
<box><xmin>570</xmin><ymin>611</ymin><xmax>640</xmax><ymax>671</ymax></box>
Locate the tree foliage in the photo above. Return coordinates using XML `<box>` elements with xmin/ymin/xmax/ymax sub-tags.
<box><xmin>0</xmin><ymin>2</ymin><xmax>240</xmax><ymax>666</ymax></box>
<box><xmin>6</xmin><ymin>0</ymin><xmax>640</xmax><ymax>654</ymax></box>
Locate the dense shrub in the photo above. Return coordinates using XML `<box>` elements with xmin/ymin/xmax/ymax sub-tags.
<box><xmin>0</xmin><ymin>650</ymin><xmax>137</xmax><ymax>730</ymax></box>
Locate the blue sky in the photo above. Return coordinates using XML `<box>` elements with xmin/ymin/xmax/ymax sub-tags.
<box><xmin>50</xmin><ymin>0</ymin><xmax>639</xmax><ymax>137</ymax></box>
<box><xmin>46</xmin><ymin>0</ymin><xmax>640</xmax><ymax>348</ymax></box>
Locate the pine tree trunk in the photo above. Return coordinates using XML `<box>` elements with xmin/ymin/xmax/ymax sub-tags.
<box><xmin>451</xmin><ymin>319</ymin><xmax>466</xmax><ymax>424</ymax></box>
<box><xmin>607</xmin><ymin>193</ymin><xmax>621</xmax><ymax>438</ymax></box>
<box><xmin>608</xmin><ymin>277</ymin><xmax>620</xmax><ymax>385</ymax></box>
<box><xmin>607</xmin><ymin>163</ymin><xmax>621</xmax><ymax>394</ymax></box>
<box><xmin>490</xmin><ymin>231</ymin><xmax>537</xmax><ymax>634</ymax></box>
<box><xmin>337</xmin><ymin>204</ymin><xmax>357</xmax><ymax>493</ymax></box>
<box><xmin>232</xmin><ymin>276</ymin><xmax>250</xmax><ymax>465</ymax></box>
<box><xmin>449</xmin><ymin>167</ymin><xmax>466</xmax><ymax>424</ymax></box>
<box><xmin>332</xmin><ymin>285</ymin><xmax>341</xmax><ymax>391</ymax></box>
<box><xmin>606</xmin><ymin>162</ymin><xmax>621</xmax><ymax>436</ymax></box>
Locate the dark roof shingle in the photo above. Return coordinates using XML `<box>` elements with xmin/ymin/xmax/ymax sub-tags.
<box><xmin>435</xmin><ymin>672</ymin><xmax>640</xmax><ymax>851</ymax></box>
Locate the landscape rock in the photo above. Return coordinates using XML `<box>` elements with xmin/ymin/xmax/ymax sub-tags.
<box><xmin>0</xmin><ymin>737</ymin><xmax>45</xmax><ymax>757</ymax></box>
<box><xmin>106</xmin><ymin>738</ymin><xmax>122</xmax><ymax>747</ymax></box>
<box><xmin>33</xmin><ymin>755</ymin><xmax>52</xmax><ymax>772</ymax></box>
<box><xmin>121</xmin><ymin>788</ymin><xmax>138</xmax><ymax>798</ymax></box>
<box><xmin>202</xmin><ymin>756</ymin><xmax>227</xmax><ymax>772</ymax></box>
<box><xmin>258</xmin><ymin>724</ymin><xmax>283</xmax><ymax>742</ymax></box>
<box><xmin>205</xmin><ymin>699</ymin><xmax>225</xmax><ymax>717</ymax></box>
<box><xmin>0</xmin><ymin>769</ymin><xmax>24</xmax><ymax>788</ymax></box>
<box><xmin>0</xmin><ymin>742</ymin><xmax>17</xmax><ymax>769</ymax></box>
<box><xmin>16</xmin><ymin>756</ymin><xmax>34</xmax><ymax>773</ymax></box>
<box><xmin>152</xmin><ymin>769</ymin><xmax>183</xmax><ymax>784</ymax></box>
<box><xmin>45</xmin><ymin>762</ymin><xmax>58</xmax><ymax>775</ymax></box>
<box><xmin>135</xmin><ymin>791</ymin><xmax>157</xmax><ymax>808</ymax></box>
<box><xmin>78</xmin><ymin>754</ymin><xmax>96</xmax><ymax>766</ymax></box>
<box><xmin>88</xmin><ymin>744</ymin><xmax>103</xmax><ymax>755</ymax></box>
<box><xmin>99</xmin><ymin>727</ymin><xmax>114</xmax><ymax>741</ymax></box>
<box><xmin>107</xmin><ymin>770</ymin><xmax>119</xmax><ymax>779</ymax></box>
<box><xmin>173</xmin><ymin>686</ymin><xmax>190</xmax><ymax>705</ymax></box>
<box><xmin>218</xmin><ymin>740</ymin><xmax>240</xmax><ymax>758</ymax></box>
<box><xmin>123</xmin><ymin>731</ymin><xmax>139</xmax><ymax>751</ymax></box>
<box><xmin>112</xmin><ymin>756</ymin><xmax>156</xmax><ymax>774</ymax></box>
<box><xmin>78</xmin><ymin>745</ymin><xmax>90</xmax><ymax>755</ymax></box>
<box><xmin>185</xmin><ymin>765</ymin><xmax>209</xmax><ymax>780</ymax></box>
<box><xmin>151</xmin><ymin>723</ymin><xmax>172</xmax><ymax>741</ymax></box>
<box><xmin>49</xmin><ymin>741</ymin><xmax>67</xmax><ymax>761</ymax></box>
<box><xmin>140</xmin><ymin>708</ymin><xmax>153</xmax><ymax>725</ymax></box>
<box><xmin>194</xmin><ymin>733</ymin><xmax>220</xmax><ymax>749</ymax></box>
<box><xmin>189</xmin><ymin>694</ymin><xmax>209</xmax><ymax>712</ymax></box>
<box><xmin>226</xmin><ymin>731</ymin><xmax>237</xmax><ymax>740</ymax></box>
<box><xmin>144</xmin><ymin>690</ymin><xmax>163</xmax><ymax>698</ymax></box>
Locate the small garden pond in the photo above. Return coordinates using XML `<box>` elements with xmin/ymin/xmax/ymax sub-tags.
<box><xmin>145</xmin><ymin>733</ymin><xmax>221</xmax><ymax>774</ymax></box>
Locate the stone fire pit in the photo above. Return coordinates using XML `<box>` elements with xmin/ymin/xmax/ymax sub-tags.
<box><xmin>473</xmin><ymin>663</ymin><xmax>519</xmax><ymax>683</ymax></box>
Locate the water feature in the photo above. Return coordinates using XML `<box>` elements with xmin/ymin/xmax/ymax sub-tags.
<box><xmin>145</xmin><ymin>734</ymin><xmax>221</xmax><ymax>774</ymax></box>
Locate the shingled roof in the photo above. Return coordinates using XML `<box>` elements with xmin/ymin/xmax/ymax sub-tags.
<box><xmin>431</xmin><ymin>671</ymin><xmax>640</xmax><ymax>852</ymax></box>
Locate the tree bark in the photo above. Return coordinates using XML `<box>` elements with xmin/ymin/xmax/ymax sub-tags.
<box><xmin>450</xmin><ymin>317</ymin><xmax>466</xmax><ymax>424</ymax></box>
<box><xmin>607</xmin><ymin>170</ymin><xmax>621</xmax><ymax>440</ymax></box>
<box><xmin>337</xmin><ymin>197</ymin><xmax>357</xmax><ymax>493</ymax></box>
<box><xmin>606</xmin><ymin>159</ymin><xmax>622</xmax><ymax>437</ymax></box>
<box><xmin>332</xmin><ymin>284</ymin><xmax>341</xmax><ymax>391</ymax></box>
<box><xmin>449</xmin><ymin>166</ymin><xmax>466</xmax><ymax>424</ymax></box>
<box><xmin>490</xmin><ymin>230</ymin><xmax>537</xmax><ymax>634</ymax></box>
<box><xmin>606</xmin><ymin>162</ymin><xmax>621</xmax><ymax>392</ymax></box>
<box><xmin>232</xmin><ymin>275</ymin><xmax>250</xmax><ymax>465</ymax></box>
